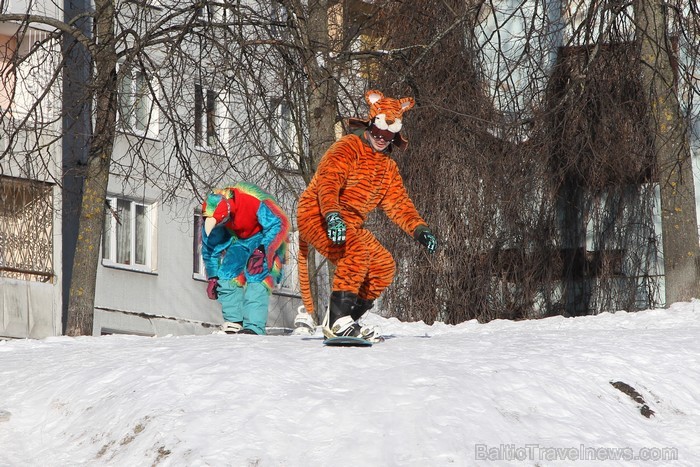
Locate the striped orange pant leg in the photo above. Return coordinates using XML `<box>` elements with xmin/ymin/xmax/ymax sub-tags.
<box><xmin>333</xmin><ymin>228</ymin><xmax>395</xmax><ymax>300</ymax></box>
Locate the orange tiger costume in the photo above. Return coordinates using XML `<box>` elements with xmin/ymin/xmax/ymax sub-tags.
<box><xmin>296</xmin><ymin>90</ymin><xmax>437</xmax><ymax>340</ymax></box>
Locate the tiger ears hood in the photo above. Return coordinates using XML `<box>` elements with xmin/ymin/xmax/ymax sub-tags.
<box><xmin>347</xmin><ymin>89</ymin><xmax>415</xmax><ymax>149</ymax></box>
<box><xmin>365</xmin><ymin>90</ymin><xmax>415</xmax><ymax>120</ymax></box>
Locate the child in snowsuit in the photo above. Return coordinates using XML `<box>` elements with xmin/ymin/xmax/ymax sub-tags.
<box><xmin>295</xmin><ymin>90</ymin><xmax>437</xmax><ymax>341</ymax></box>
<box><xmin>201</xmin><ymin>183</ymin><xmax>290</xmax><ymax>335</ymax></box>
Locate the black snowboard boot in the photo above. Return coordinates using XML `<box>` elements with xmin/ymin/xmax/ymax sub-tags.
<box><xmin>351</xmin><ymin>297</ymin><xmax>375</xmax><ymax>321</ymax></box>
<box><xmin>324</xmin><ymin>291</ymin><xmax>362</xmax><ymax>338</ymax></box>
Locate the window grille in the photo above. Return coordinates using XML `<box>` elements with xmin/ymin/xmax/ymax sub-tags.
<box><xmin>0</xmin><ymin>176</ymin><xmax>54</xmax><ymax>282</ymax></box>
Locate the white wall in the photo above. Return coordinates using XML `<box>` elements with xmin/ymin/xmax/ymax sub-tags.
<box><xmin>0</xmin><ymin>278</ymin><xmax>60</xmax><ymax>338</ymax></box>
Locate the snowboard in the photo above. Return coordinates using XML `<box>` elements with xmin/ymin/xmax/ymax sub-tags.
<box><xmin>323</xmin><ymin>336</ymin><xmax>374</xmax><ymax>347</ymax></box>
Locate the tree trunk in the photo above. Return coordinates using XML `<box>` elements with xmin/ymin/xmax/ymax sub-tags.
<box><xmin>306</xmin><ymin>0</ymin><xmax>339</xmax><ymax>308</ymax></box>
<box><xmin>636</xmin><ymin>0</ymin><xmax>700</xmax><ymax>304</ymax></box>
<box><xmin>286</xmin><ymin>0</ymin><xmax>339</xmax><ymax>312</ymax></box>
<box><xmin>65</xmin><ymin>0</ymin><xmax>118</xmax><ymax>336</ymax></box>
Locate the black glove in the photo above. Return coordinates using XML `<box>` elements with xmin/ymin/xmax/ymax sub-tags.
<box><xmin>325</xmin><ymin>212</ymin><xmax>347</xmax><ymax>244</ymax></box>
<box><xmin>414</xmin><ymin>226</ymin><xmax>437</xmax><ymax>254</ymax></box>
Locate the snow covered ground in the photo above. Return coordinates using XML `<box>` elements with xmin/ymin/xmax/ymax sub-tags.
<box><xmin>1</xmin><ymin>301</ymin><xmax>699</xmax><ymax>467</ymax></box>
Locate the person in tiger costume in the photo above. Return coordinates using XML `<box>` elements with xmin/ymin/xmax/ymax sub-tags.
<box><xmin>201</xmin><ymin>182</ymin><xmax>290</xmax><ymax>335</ymax></box>
<box><xmin>294</xmin><ymin>89</ymin><xmax>438</xmax><ymax>341</ymax></box>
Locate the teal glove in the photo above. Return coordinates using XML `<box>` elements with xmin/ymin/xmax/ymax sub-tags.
<box><xmin>325</xmin><ymin>212</ymin><xmax>346</xmax><ymax>244</ymax></box>
<box><xmin>414</xmin><ymin>226</ymin><xmax>437</xmax><ymax>254</ymax></box>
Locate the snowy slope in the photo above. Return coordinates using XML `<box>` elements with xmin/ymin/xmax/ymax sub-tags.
<box><xmin>1</xmin><ymin>301</ymin><xmax>699</xmax><ymax>466</ymax></box>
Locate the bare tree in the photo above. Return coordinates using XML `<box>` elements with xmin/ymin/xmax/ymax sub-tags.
<box><xmin>0</xmin><ymin>0</ymin><xmax>419</xmax><ymax>332</ymax></box>
<box><xmin>4</xmin><ymin>0</ymin><xmax>698</xmax><ymax>331</ymax></box>
<box><xmin>371</xmin><ymin>0</ymin><xmax>700</xmax><ymax>323</ymax></box>
<box><xmin>64</xmin><ymin>0</ymin><xmax>118</xmax><ymax>335</ymax></box>
<box><xmin>1</xmin><ymin>1</ymin><xmax>320</xmax><ymax>334</ymax></box>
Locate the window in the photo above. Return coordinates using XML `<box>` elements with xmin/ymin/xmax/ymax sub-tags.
<box><xmin>2</xmin><ymin>30</ymin><xmax>61</xmax><ymax>123</ymax></box>
<box><xmin>119</xmin><ymin>66</ymin><xmax>157</xmax><ymax>137</ymax></box>
<box><xmin>195</xmin><ymin>83</ymin><xmax>218</xmax><ymax>147</ymax></box>
<box><xmin>197</xmin><ymin>3</ymin><xmax>224</xmax><ymax>23</ymax></box>
<box><xmin>193</xmin><ymin>211</ymin><xmax>205</xmax><ymax>279</ymax></box>
<box><xmin>0</xmin><ymin>176</ymin><xmax>53</xmax><ymax>282</ymax></box>
<box><xmin>269</xmin><ymin>99</ymin><xmax>299</xmax><ymax>171</ymax></box>
<box><xmin>270</xmin><ymin>1</ymin><xmax>289</xmax><ymax>39</ymax></box>
<box><xmin>102</xmin><ymin>197</ymin><xmax>157</xmax><ymax>272</ymax></box>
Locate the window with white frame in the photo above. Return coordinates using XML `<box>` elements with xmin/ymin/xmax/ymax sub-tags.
<box><xmin>3</xmin><ymin>30</ymin><xmax>61</xmax><ymax>123</ymax></box>
<box><xmin>102</xmin><ymin>197</ymin><xmax>157</xmax><ymax>271</ymax></box>
<box><xmin>195</xmin><ymin>83</ymin><xmax>219</xmax><ymax>148</ymax></box>
<box><xmin>119</xmin><ymin>66</ymin><xmax>157</xmax><ymax>137</ymax></box>
<box><xmin>193</xmin><ymin>211</ymin><xmax>206</xmax><ymax>279</ymax></box>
